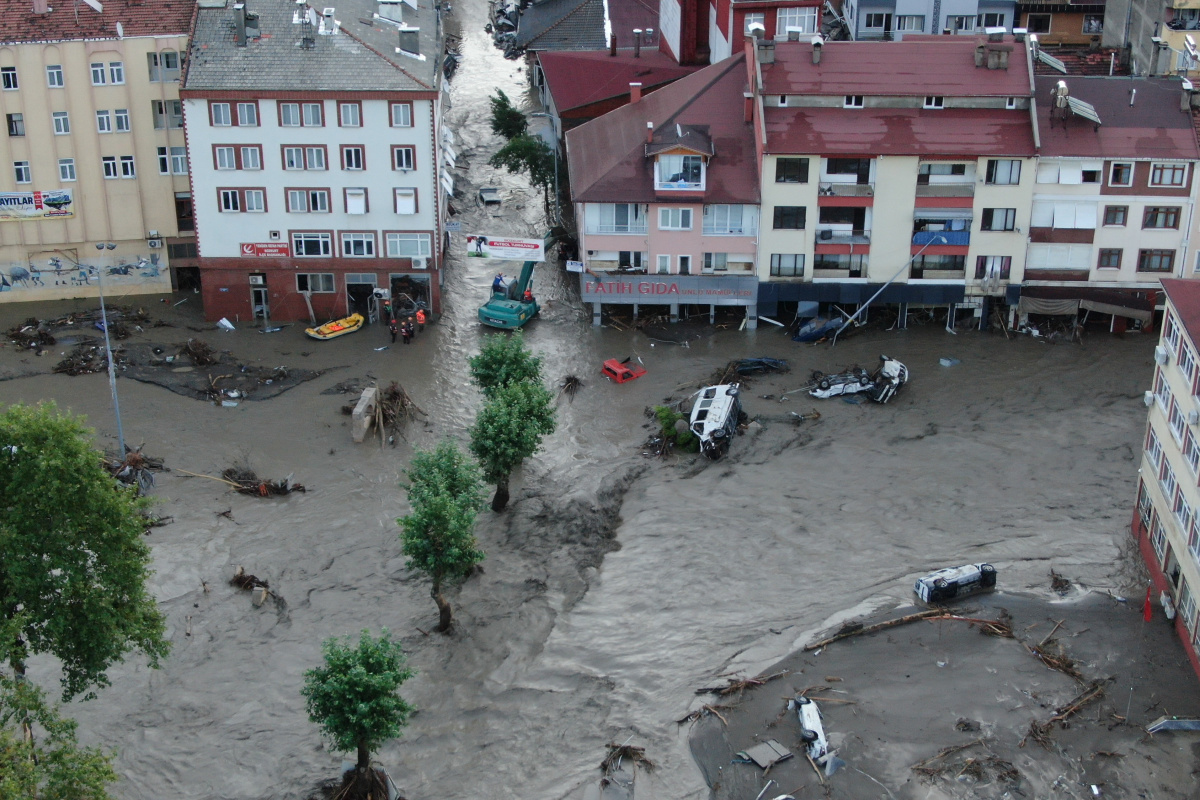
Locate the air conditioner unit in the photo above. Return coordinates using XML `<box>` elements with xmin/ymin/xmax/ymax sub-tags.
<box><xmin>1189</xmin><ymin>410</ymin><xmax>1199</xmax><ymax>425</ymax></box>
<box><xmin>1155</xmin><ymin>345</ymin><xmax>1170</xmax><ymax>365</ymax></box>
<box><xmin>249</xmin><ymin>274</ymin><xmax>265</xmax><ymax>286</ymax></box>
<box><xmin>147</xmin><ymin>238</ymin><xmax>163</xmax><ymax>248</ymax></box>
<box><xmin>1145</xmin><ymin>391</ymin><xmax>1155</xmax><ymax>407</ymax></box>
<box><xmin>411</xmin><ymin>257</ymin><xmax>428</xmax><ymax>270</ymax></box>
<box><xmin>269</xmin><ymin>230</ymin><xmax>281</xmax><ymax>241</ymax></box>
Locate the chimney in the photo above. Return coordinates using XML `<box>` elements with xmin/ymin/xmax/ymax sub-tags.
<box><xmin>630</xmin><ymin>82</ymin><xmax>642</xmax><ymax>103</ymax></box>
<box><xmin>757</xmin><ymin>39</ymin><xmax>775</xmax><ymax>64</ymax></box>
<box><xmin>398</xmin><ymin>26</ymin><xmax>420</xmax><ymax>57</ymax></box>
<box><xmin>743</xmin><ymin>90</ymin><xmax>753</xmax><ymax>123</ymax></box>
<box><xmin>975</xmin><ymin>43</ymin><xmax>986</xmax><ymax>67</ymax></box>
<box><xmin>1182</xmin><ymin>80</ymin><xmax>1193</xmax><ymax>113</ymax></box>
<box><xmin>32</xmin><ymin>0</ymin><xmax>50</xmax><ymax>14</ymax></box>
<box><xmin>234</xmin><ymin>3</ymin><xmax>247</xmax><ymax>47</ymax></box>
<box><xmin>633</xmin><ymin>28</ymin><xmax>642</xmax><ymax>58</ymax></box>
<box><xmin>646</xmin><ymin>121</ymin><xmax>654</xmax><ymax>144</ymax></box>
<box><xmin>812</xmin><ymin>35</ymin><xmax>823</xmax><ymax>64</ymax></box>
<box><xmin>610</xmin><ymin>32</ymin><xmax>617</xmax><ymax>57</ymax></box>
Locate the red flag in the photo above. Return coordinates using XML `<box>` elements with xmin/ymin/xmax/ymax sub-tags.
<box><xmin>1144</xmin><ymin>585</ymin><xmax>1154</xmax><ymax>622</ymax></box>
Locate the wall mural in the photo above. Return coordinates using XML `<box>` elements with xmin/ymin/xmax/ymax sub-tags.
<box><xmin>0</xmin><ymin>249</ymin><xmax>167</xmax><ymax>293</ymax></box>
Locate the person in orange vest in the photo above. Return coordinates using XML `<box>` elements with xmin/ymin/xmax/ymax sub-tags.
<box><xmin>523</xmin><ymin>288</ymin><xmax>533</xmax><ymax>302</ymax></box>
<box><xmin>415</xmin><ymin>308</ymin><xmax>426</xmax><ymax>333</ymax></box>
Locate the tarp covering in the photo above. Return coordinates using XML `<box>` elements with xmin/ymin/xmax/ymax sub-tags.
<box><xmin>1080</xmin><ymin>299</ymin><xmax>1153</xmax><ymax>323</ymax></box>
<box><xmin>1019</xmin><ymin>296</ymin><xmax>1080</xmax><ymax>316</ymax></box>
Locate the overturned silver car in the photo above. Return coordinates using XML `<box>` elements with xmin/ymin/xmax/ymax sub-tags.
<box><xmin>690</xmin><ymin>384</ymin><xmax>743</xmax><ymax>460</ymax></box>
<box><xmin>810</xmin><ymin>355</ymin><xmax>908</xmax><ymax>404</ymax></box>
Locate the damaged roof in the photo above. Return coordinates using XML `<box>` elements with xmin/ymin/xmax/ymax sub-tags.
<box><xmin>566</xmin><ymin>54</ymin><xmax>758</xmax><ymax>204</ymax></box>
<box><xmin>0</xmin><ymin>0</ymin><xmax>193</xmax><ymax>43</ymax></box>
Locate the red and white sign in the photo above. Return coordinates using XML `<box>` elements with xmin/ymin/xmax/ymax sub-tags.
<box><xmin>241</xmin><ymin>243</ymin><xmax>291</xmax><ymax>257</ymax></box>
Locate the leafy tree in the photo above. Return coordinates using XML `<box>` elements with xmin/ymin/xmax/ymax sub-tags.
<box><xmin>0</xmin><ymin>403</ymin><xmax>168</xmax><ymax>700</ymax></box>
<box><xmin>469</xmin><ymin>330</ymin><xmax>543</xmax><ymax>400</ymax></box>
<box><xmin>489</xmin><ymin>134</ymin><xmax>558</xmax><ymax>207</ymax></box>
<box><xmin>398</xmin><ymin>442</ymin><xmax>485</xmax><ymax>632</ymax></box>
<box><xmin>488</xmin><ymin>89</ymin><xmax>527</xmax><ymax>139</ymax></box>
<box><xmin>302</xmin><ymin>630</ymin><xmax>415</xmax><ymax>797</ymax></box>
<box><xmin>469</xmin><ymin>381</ymin><xmax>557</xmax><ymax>512</ymax></box>
<box><xmin>0</xmin><ymin>674</ymin><xmax>118</xmax><ymax>800</ymax></box>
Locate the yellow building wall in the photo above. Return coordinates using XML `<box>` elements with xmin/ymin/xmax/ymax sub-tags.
<box><xmin>866</xmin><ymin>156</ymin><xmax>917</xmax><ymax>281</ymax></box>
<box><xmin>756</xmin><ymin>154</ymin><xmax>818</xmax><ymax>281</ymax></box>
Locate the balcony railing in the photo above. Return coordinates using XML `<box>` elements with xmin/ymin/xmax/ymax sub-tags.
<box><xmin>915</xmin><ymin>183</ymin><xmax>975</xmax><ymax>198</ymax></box>
<box><xmin>910</xmin><ymin>268</ymin><xmax>966</xmax><ymax>280</ymax></box>
<box><xmin>815</xmin><ymin>228</ymin><xmax>871</xmax><ymax>244</ymax></box>
<box><xmin>913</xmin><ymin>230</ymin><xmax>970</xmax><ymax>246</ymax></box>
<box><xmin>818</xmin><ymin>182</ymin><xmax>875</xmax><ymax>197</ymax></box>
<box><xmin>586</xmin><ymin>223</ymin><xmax>649</xmax><ymax>235</ymax></box>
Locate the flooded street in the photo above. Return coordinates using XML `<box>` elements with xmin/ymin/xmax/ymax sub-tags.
<box><xmin>0</xmin><ymin>1</ymin><xmax>1184</xmax><ymax>797</ymax></box>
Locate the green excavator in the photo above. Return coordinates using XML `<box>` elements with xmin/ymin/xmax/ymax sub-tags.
<box><xmin>478</xmin><ymin>259</ymin><xmax>539</xmax><ymax>329</ymax></box>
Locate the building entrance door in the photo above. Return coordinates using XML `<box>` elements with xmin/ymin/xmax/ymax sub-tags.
<box><xmin>251</xmin><ymin>286</ymin><xmax>269</xmax><ymax>323</ymax></box>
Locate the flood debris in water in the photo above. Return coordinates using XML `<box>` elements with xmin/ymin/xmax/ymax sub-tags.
<box><xmin>221</xmin><ymin>464</ymin><xmax>306</xmax><ymax>497</ymax></box>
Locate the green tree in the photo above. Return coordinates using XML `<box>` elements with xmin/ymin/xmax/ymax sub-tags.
<box><xmin>489</xmin><ymin>134</ymin><xmax>557</xmax><ymax>208</ymax></box>
<box><xmin>302</xmin><ymin>630</ymin><xmax>415</xmax><ymax>797</ymax></box>
<box><xmin>0</xmin><ymin>403</ymin><xmax>168</xmax><ymax>700</ymax></box>
<box><xmin>488</xmin><ymin>89</ymin><xmax>528</xmax><ymax>140</ymax></box>
<box><xmin>398</xmin><ymin>442</ymin><xmax>485</xmax><ymax>632</ymax></box>
<box><xmin>468</xmin><ymin>330</ymin><xmax>543</xmax><ymax>400</ymax></box>
<box><xmin>469</xmin><ymin>381</ymin><xmax>557</xmax><ymax>512</ymax></box>
<box><xmin>0</xmin><ymin>674</ymin><xmax>118</xmax><ymax>800</ymax></box>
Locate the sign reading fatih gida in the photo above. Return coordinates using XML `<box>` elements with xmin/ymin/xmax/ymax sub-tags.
<box><xmin>465</xmin><ymin>235</ymin><xmax>545</xmax><ymax>261</ymax></box>
<box><xmin>0</xmin><ymin>190</ymin><xmax>73</xmax><ymax>222</ymax></box>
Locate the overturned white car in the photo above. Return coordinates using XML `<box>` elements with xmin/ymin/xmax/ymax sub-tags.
<box><xmin>690</xmin><ymin>384</ymin><xmax>743</xmax><ymax>460</ymax></box>
<box><xmin>810</xmin><ymin>355</ymin><xmax>908</xmax><ymax>404</ymax></box>
<box><xmin>914</xmin><ymin>563</ymin><xmax>997</xmax><ymax>603</ymax></box>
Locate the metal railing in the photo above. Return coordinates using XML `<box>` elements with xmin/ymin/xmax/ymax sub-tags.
<box><xmin>915</xmin><ymin>183</ymin><xmax>975</xmax><ymax>197</ymax></box>
<box><xmin>818</xmin><ymin>181</ymin><xmax>874</xmax><ymax>197</ymax></box>
<box><xmin>815</xmin><ymin>228</ymin><xmax>871</xmax><ymax>244</ymax></box>
<box><xmin>912</xmin><ymin>230</ymin><xmax>970</xmax><ymax>246</ymax></box>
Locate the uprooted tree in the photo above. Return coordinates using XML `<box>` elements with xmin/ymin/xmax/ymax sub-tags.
<box><xmin>489</xmin><ymin>134</ymin><xmax>558</xmax><ymax>210</ymax></box>
<box><xmin>0</xmin><ymin>403</ymin><xmax>169</xmax><ymax>701</ymax></box>
<box><xmin>469</xmin><ymin>380</ymin><xmax>557</xmax><ymax>512</ymax></box>
<box><xmin>468</xmin><ymin>329</ymin><xmax>544</xmax><ymax>400</ymax></box>
<box><xmin>301</xmin><ymin>630</ymin><xmax>415</xmax><ymax>799</ymax></box>
<box><xmin>398</xmin><ymin>441</ymin><xmax>485</xmax><ymax>632</ymax></box>
<box><xmin>488</xmin><ymin>89</ymin><xmax>527</xmax><ymax>140</ymax></box>
<box><xmin>0</xmin><ymin>674</ymin><xmax>118</xmax><ymax>800</ymax></box>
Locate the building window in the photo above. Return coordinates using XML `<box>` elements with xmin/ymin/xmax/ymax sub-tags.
<box><xmin>292</xmin><ymin>232</ymin><xmax>333</xmax><ymax>256</ymax></box>
<box><xmin>287</xmin><ymin>189</ymin><xmax>330</xmax><ymax>213</ymax></box>
<box><xmin>280</xmin><ymin>103</ymin><xmax>301</xmax><ymax>126</ymax></box>
<box><xmin>115</xmin><ymin>108</ymin><xmax>129</xmax><ymax>132</ymax></box>
<box><xmin>152</xmin><ymin>100</ymin><xmax>183</xmax><ymax>129</ymax></box>
<box><xmin>1083</xmin><ymin>15</ymin><xmax>1103</xmax><ymax>33</ymax></box>
<box><xmin>147</xmin><ymin>50</ymin><xmax>180</xmax><ymax>82</ymax></box>
<box><xmin>342</xmin><ymin>146</ymin><xmax>365</xmax><ymax>170</ymax></box>
<box><xmin>703</xmin><ymin>204</ymin><xmax>755</xmax><ymax>235</ymax></box>
<box><xmin>297</xmin><ymin>273</ymin><xmax>335</xmax><ymax>292</ymax></box>
<box><xmin>299</xmin><ymin>102</ymin><xmax>322</xmax><ymax>126</ymax></box>
<box><xmin>1006</xmin><ymin>96</ymin><xmax>1017</xmax><ymax>109</ymax></box>
<box><xmin>391</xmin><ymin>102</ymin><xmax>413</xmax><ymax>127</ymax></box>
<box><xmin>108</xmin><ymin>62</ymin><xmax>124</xmax><ymax>84</ymax></box>
<box><xmin>102</xmin><ymin>156</ymin><xmax>117</xmax><ymax>179</ymax></box>
<box><xmin>90</xmin><ymin>63</ymin><xmax>106</xmax><ymax>85</ymax></box>
<box><xmin>1103</xmin><ymin>206</ymin><xmax>1128</xmax><ymax>226</ymax></box>
<box><xmin>283</xmin><ymin>147</ymin><xmax>303</xmax><ymax>170</ymax></box>
<box><xmin>339</xmin><ymin>102</ymin><xmax>361</xmax><ymax>127</ymax></box>
<box><xmin>158</xmin><ymin>146</ymin><xmax>188</xmax><ymax>175</ymax></box>
<box><xmin>342</xmin><ymin>233</ymin><xmax>376</xmax><ymax>257</ymax></box>
<box><xmin>844</xmin><ymin>95</ymin><xmax>864</xmax><ymax>108</ymax></box>
<box><xmin>655</xmin><ymin>254</ymin><xmax>670</xmax><ymax>274</ymax></box>
<box><xmin>211</xmin><ymin>102</ymin><xmax>231</xmax><ymax>126</ymax></box>
<box><xmin>168</xmin><ymin>242</ymin><xmax>197</xmax><ymax>260</ymax></box>
<box><xmin>918</xmin><ymin>163</ymin><xmax>966</xmax><ymax>180</ymax></box>
<box><xmin>244</xmin><ymin>189</ymin><xmax>265</xmax><ymax>212</ymax></box>
<box><xmin>703</xmin><ymin>253</ymin><xmax>728</xmax><ymax>272</ymax></box>
<box><xmin>775</xmin><ymin>157</ymin><xmax>809</xmax><ymax>183</ymax></box>
<box><xmin>1097</xmin><ymin>249</ymin><xmax>1122</xmax><ymax>269</ymax></box>
<box><xmin>974</xmin><ymin>256</ymin><xmax>1011</xmax><ymax>280</ymax></box>
<box><xmin>773</xmin><ymin>206</ymin><xmax>806</xmax><ymax>229</ymax></box>
<box><xmin>770</xmin><ymin>253</ymin><xmax>804</xmax><ymax>277</ymax></box>
<box><xmin>1148</xmin><ymin>426</ymin><xmax>1164</xmax><ymax>469</ymax></box>
<box><xmin>1144</xmin><ymin>207</ymin><xmax>1180</xmax><ymax>229</ymax></box>
<box><xmin>1150</xmin><ymin>163</ymin><xmax>1188</xmax><ymax>187</ymax></box>
<box><xmin>235</xmin><ymin>102</ymin><xmax>257</xmax><ymax>126</ymax></box>
<box><xmin>1110</xmin><ymin>162</ymin><xmax>1133</xmax><ymax>186</ymax></box>
<box><xmin>6</xmin><ymin>113</ymin><xmax>23</xmax><ymax>136</ymax></box>
<box><xmin>58</xmin><ymin>158</ymin><xmax>76</xmax><ymax>181</ymax></box>
<box><xmin>864</xmin><ymin>13</ymin><xmax>887</xmax><ymax>28</ymax></box>
<box><xmin>1025</xmin><ymin>13</ymin><xmax>1051</xmax><ymax>33</ymax></box>
<box><xmin>659</xmin><ymin>207</ymin><xmax>693</xmax><ymax>230</ymax></box>
<box><xmin>394</xmin><ymin>146</ymin><xmax>415</xmax><ymax>171</ymax></box>
<box><xmin>241</xmin><ymin>146</ymin><xmax>261</xmax><ymax>170</ymax></box>
<box><xmin>306</xmin><ymin>146</ymin><xmax>326</xmax><ymax>170</ymax></box>
<box><xmin>980</xmin><ymin>208</ymin><xmax>1015</xmax><ymax>231</ymax></box>
<box><xmin>813</xmin><ymin>253</ymin><xmax>868</xmax><ymax>275</ymax></box>
<box><xmin>1172</xmin><ymin>398</ymin><xmax>1188</xmax><ymax>445</ymax></box>
<box><xmin>284</xmin><ymin>146</ymin><xmax>326</xmax><ymax>170</ymax></box>
<box><xmin>743</xmin><ymin>12</ymin><xmax>765</xmax><ymax>33</ymax></box>
<box><xmin>219</xmin><ymin>189</ymin><xmax>241</xmax><ymax>212</ymax></box>
<box><xmin>923</xmin><ymin>96</ymin><xmax>944</xmax><ymax>109</ymax></box>
<box><xmin>394</xmin><ymin>188</ymin><xmax>417</xmax><ymax>214</ymax></box>
<box><xmin>978</xmin><ymin>12</ymin><xmax>1004</xmax><ymax>27</ymax></box>
<box><xmin>345</xmin><ymin>188</ymin><xmax>367</xmax><ymax>214</ymax></box>
<box><xmin>118</xmin><ymin>155</ymin><xmax>135</xmax><ymax>178</ymax></box>
<box><xmin>385</xmin><ymin>233</ymin><xmax>431</xmax><ymax>258</ymax></box>
<box><xmin>215</xmin><ymin>146</ymin><xmax>236</xmax><ymax>170</ymax></box>
<box><xmin>0</xmin><ymin>67</ymin><xmax>16</xmax><ymax>90</ymax></box>
<box><xmin>896</xmin><ymin>15</ymin><xmax>924</xmax><ymax>31</ymax></box>
<box><xmin>1138</xmin><ymin>249</ymin><xmax>1175</xmax><ymax>272</ymax></box>
<box><xmin>52</xmin><ymin>111</ymin><xmax>69</xmax><ymax>135</ymax></box>
<box><xmin>985</xmin><ymin>159</ymin><xmax>1021</xmax><ymax>184</ymax></box>
<box><xmin>96</xmin><ymin>110</ymin><xmax>112</xmax><ymax>133</ymax></box>
<box><xmin>46</xmin><ymin>64</ymin><xmax>63</xmax><ymax>87</ymax></box>
<box><xmin>776</xmin><ymin>6</ymin><xmax>818</xmax><ymax>35</ymax></box>
<box><xmin>657</xmin><ymin>154</ymin><xmax>704</xmax><ymax>188</ymax></box>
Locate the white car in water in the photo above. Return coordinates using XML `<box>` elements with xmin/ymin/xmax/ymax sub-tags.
<box><xmin>789</xmin><ymin>695</ymin><xmax>829</xmax><ymax>762</ymax></box>
<box><xmin>690</xmin><ymin>384</ymin><xmax>742</xmax><ymax>460</ymax></box>
<box><xmin>810</xmin><ymin>354</ymin><xmax>909</xmax><ymax>404</ymax></box>
<box><xmin>914</xmin><ymin>563</ymin><xmax>997</xmax><ymax>603</ymax></box>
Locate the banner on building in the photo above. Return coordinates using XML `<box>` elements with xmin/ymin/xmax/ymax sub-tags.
<box><xmin>465</xmin><ymin>235</ymin><xmax>545</xmax><ymax>261</ymax></box>
<box><xmin>580</xmin><ymin>274</ymin><xmax>758</xmax><ymax>306</ymax></box>
<box><xmin>240</xmin><ymin>243</ymin><xmax>291</xmax><ymax>257</ymax></box>
<box><xmin>0</xmin><ymin>190</ymin><xmax>74</xmax><ymax>222</ymax></box>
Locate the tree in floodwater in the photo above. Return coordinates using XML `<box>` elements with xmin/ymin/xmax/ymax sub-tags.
<box><xmin>488</xmin><ymin>134</ymin><xmax>557</xmax><ymax>210</ymax></box>
<box><xmin>488</xmin><ymin>89</ymin><xmax>527</xmax><ymax>140</ymax></box>
<box><xmin>468</xmin><ymin>329</ymin><xmax>544</xmax><ymax>400</ymax></box>
<box><xmin>398</xmin><ymin>441</ymin><xmax>485</xmax><ymax>632</ymax></box>
<box><xmin>302</xmin><ymin>630</ymin><xmax>415</xmax><ymax>799</ymax></box>
<box><xmin>469</xmin><ymin>380</ymin><xmax>556</xmax><ymax>512</ymax></box>
<box><xmin>0</xmin><ymin>673</ymin><xmax>119</xmax><ymax>800</ymax></box>
<box><xmin>0</xmin><ymin>403</ymin><xmax>168</xmax><ymax>701</ymax></box>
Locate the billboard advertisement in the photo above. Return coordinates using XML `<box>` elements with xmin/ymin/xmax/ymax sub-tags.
<box><xmin>0</xmin><ymin>190</ymin><xmax>74</xmax><ymax>222</ymax></box>
<box><xmin>465</xmin><ymin>235</ymin><xmax>545</xmax><ymax>261</ymax></box>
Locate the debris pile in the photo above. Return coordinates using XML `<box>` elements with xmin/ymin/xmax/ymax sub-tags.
<box><xmin>378</xmin><ymin>381</ymin><xmax>425</xmax><ymax>439</ymax></box>
<box><xmin>911</xmin><ymin>740</ymin><xmax>1020</xmax><ymax>785</ymax></box>
<box><xmin>1022</xmin><ymin>679</ymin><xmax>1108</xmax><ymax>749</ymax></box>
<box><xmin>53</xmin><ymin>343</ymin><xmax>120</xmax><ymax>376</ymax></box>
<box><xmin>707</xmin><ymin>357</ymin><xmax>789</xmax><ymax>386</ymax></box>
<box><xmin>221</xmin><ymin>465</ymin><xmax>306</xmax><ymax>497</ymax></box>
<box><xmin>694</xmin><ymin>670</ymin><xmax>789</xmax><ymax>698</ymax></box>
<box><xmin>559</xmin><ymin>374</ymin><xmax>584</xmax><ymax>401</ymax></box>
<box><xmin>7</xmin><ymin>317</ymin><xmax>55</xmax><ymax>348</ymax></box>
<box><xmin>182</xmin><ymin>338</ymin><xmax>219</xmax><ymax>366</ymax></box>
<box><xmin>105</xmin><ymin>446</ymin><xmax>168</xmax><ymax>495</ymax></box>
<box><xmin>600</xmin><ymin>742</ymin><xmax>655</xmax><ymax>773</ymax></box>
<box><xmin>1050</xmin><ymin>568</ymin><xmax>1072</xmax><ymax>594</ymax></box>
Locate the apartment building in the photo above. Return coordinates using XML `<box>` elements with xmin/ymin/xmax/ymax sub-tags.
<box><xmin>850</xmin><ymin>0</ymin><xmax>1017</xmax><ymax>39</ymax></box>
<box><xmin>1104</xmin><ymin>0</ymin><xmax>1199</xmax><ymax>76</ymax></box>
<box><xmin>752</xmin><ymin>36</ymin><xmax>1035</xmax><ymax>325</ymax></box>
<box><xmin>565</xmin><ymin>55</ymin><xmax>761</xmax><ymax>325</ymax></box>
<box><xmin>0</xmin><ymin>0</ymin><xmax>193</xmax><ymax>301</ymax></box>
<box><xmin>1022</xmin><ymin>75</ymin><xmax>1199</xmax><ymax>328</ymax></box>
<box><xmin>1133</xmin><ymin>278</ymin><xmax>1200</xmax><ymax>681</ymax></box>
<box><xmin>1014</xmin><ymin>0</ymin><xmax>1106</xmax><ymax>46</ymax></box>
<box><xmin>182</xmin><ymin>0</ymin><xmax>447</xmax><ymax>323</ymax></box>
<box><xmin>658</xmin><ymin>0</ymin><xmax>823</xmax><ymax>64</ymax></box>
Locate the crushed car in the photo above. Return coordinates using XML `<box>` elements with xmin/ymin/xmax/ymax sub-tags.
<box><xmin>689</xmin><ymin>384</ymin><xmax>743</xmax><ymax>460</ymax></box>
<box><xmin>914</xmin><ymin>563</ymin><xmax>997</xmax><ymax>603</ymax></box>
<box><xmin>810</xmin><ymin>354</ymin><xmax>908</xmax><ymax>404</ymax></box>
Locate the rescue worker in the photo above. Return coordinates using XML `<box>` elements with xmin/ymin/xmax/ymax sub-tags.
<box><xmin>415</xmin><ymin>308</ymin><xmax>426</xmax><ymax>333</ymax></box>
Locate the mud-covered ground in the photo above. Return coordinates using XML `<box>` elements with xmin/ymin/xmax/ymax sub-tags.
<box><xmin>1</xmin><ymin>0</ymin><xmax>1196</xmax><ymax>796</ymax></box>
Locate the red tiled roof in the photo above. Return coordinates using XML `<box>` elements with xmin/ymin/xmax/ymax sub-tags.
<box><xmin>566</xmin><ymin>54</ymin><xmax>759</xmax><ymax>204</ymax></box>
<box><xmin>538</xmin><ymin>50</ymin><xmax>698</xmax><ymax>114</ymax></box>
<box><xmin>1161</xmin><ymin>280</ymin><xmax>1200</xmax><ymax>343</ymax></box>
<box><xmin>0</xmin><ymin>0</ymin><xmax>194</xmax><ymax>44</ymax></box>
<box><xmin>761</xmin><ymin>38</ymin><xmax>1032</xmax><ymax>98</ymax></box>
<box><xmin>607</xmin><ymin>0</ymin><xmax>658</xmax><ymax>46</ymax></box>
<box><xmin>1035</xmin><ymin>76</ymin><xmax>1200</xmax><ymax>160</ymax></box>
<box><xmin>1031</xmin><ymin>47</ymin><xmax>1129</xmax><ymax>76</ymax></box>
<box><xmin>764</xmin><ymin>107</ymin><xmax>1036</xmax><ymax>157</ymax></box>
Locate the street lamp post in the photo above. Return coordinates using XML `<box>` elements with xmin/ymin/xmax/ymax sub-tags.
<box><xmin>531</xmin><ymin>112</ymin><xmax>560</xmax><ymax>225</ymax></box>
<box><xmin>831</xmin><ymin>234</ymin><xmax>948</xmax><ymax>346</ymax></box>
<box><xmin>94</xmin><ymin>242</ymin><xmax>126</xmax><ymax>456</ymax></box>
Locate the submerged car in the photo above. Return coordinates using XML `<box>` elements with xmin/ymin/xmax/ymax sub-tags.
<box><xmin>914</xmin><ymin>563</ymin><xmax>997</xmax><ymax>603</ymax></box>
<box><xmin>810</xmin><ymin>354</ymin><xmax>908</xmax><ymax>404</ymax></box>
<box><xmin>788</xmin><ymin>695</ymin><xmax>829</xmax><ymax>762</ymax></box>
<box><xmin>690</xmin><ymin>384</ymin><xmax>742</xmax><ymax>460</ymax></box>
<box><xmin>478</xmin><ymin>187</ymin><xmax>502</xmax><ymax>206</ymax></box>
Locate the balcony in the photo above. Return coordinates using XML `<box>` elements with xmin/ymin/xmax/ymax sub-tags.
<box><xmin>819</xmin><ymin>182</ymin><xmax>874</xmax><ymax>197</ymax></box>
<box><xmin>586</xmin><ymin>223</ymin><xmax>648</xmax><ymax>235</ymax></box>
<box><xmin>910</xmin><ymin>268</ymin><xmax>966</xmax><ymax>280</ymax></box>
<box><xmin>913</xmin><ymin>230</ymin><xmax>970</xmax><ymax>246</ymax></box>
<box><xmin>815</xmin><ymin>228</ymin><xmax>871</xmax><ymax>245</ymax></box>
<box><xmin>915</xmin><ymin>183</ymin><xmax>975</xmax><ymax>198</ymax></box>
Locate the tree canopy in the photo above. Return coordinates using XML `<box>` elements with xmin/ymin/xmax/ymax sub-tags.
<box><xmin>469</xmin><ymin>381</ymin><xmax>557</xmax><ymax>511</ymax></box>
<box><xmin>0</xmin><ymin>675</ymin><xmax>118</xmax><ymax>800</ymax></box>
<box><xmin>398</xmin><ymin>441</ymin><xmax>485</xmax><ymax>631</ymax></box>
<box><xmin>0</xmin><ymin>403</ymin><xmax>168</xmax><ymax>700</ymax></box>
<box><xmin>468</xmin><ymin>330</ymin><xmax>544</xmax><ymax>400</ymax></box>
<box><xmin>301</xmin><ymin>629</ymin><xmax>415</xmax><ymax>777</ymax></box>
<box><xmin>488</xmin><ymin>89</ymin><xmax>527</xmax><ymax>140</ymax></box>
<box><xmin>489</xmin><ymin>134</ymin><xmax>557</xmax><ymax>198</ymax></box>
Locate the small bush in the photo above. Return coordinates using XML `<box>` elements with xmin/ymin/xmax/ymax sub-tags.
<box><xmin>653</xmin><ymin>406</ymin><xmax>699</xmax><ymax>453</ymax></box>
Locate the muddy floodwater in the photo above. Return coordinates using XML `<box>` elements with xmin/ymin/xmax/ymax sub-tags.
<box><xmin>1</xmin><ymin>1</ymin><xmax>1196</xmax><ymax>797</ymax></box>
